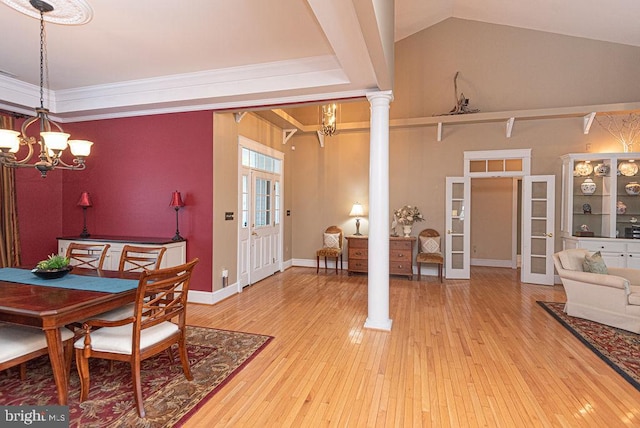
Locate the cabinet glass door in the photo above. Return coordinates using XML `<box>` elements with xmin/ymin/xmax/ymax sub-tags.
<box><xmin>615</xmin><ymin>158</ymin><xmax>640</xmax><ymax>238</ymax></box>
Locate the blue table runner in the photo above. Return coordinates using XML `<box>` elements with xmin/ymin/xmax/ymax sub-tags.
<box><xmin>0</xmin><ymin>268</ymin><xmax>138</xmax><ymax>293</ymax></box>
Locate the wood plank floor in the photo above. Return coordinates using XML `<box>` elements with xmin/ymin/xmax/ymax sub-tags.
<box><xmin>184</xmin><ymin>266</ymin><xmax>640</xmax><ymax>427</ymax></box>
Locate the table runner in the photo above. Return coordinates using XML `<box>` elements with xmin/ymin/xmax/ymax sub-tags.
<box><xmin>0</xmin><ymin>268</ymin><xmax>138</xmax><ymax>293</ymax></box>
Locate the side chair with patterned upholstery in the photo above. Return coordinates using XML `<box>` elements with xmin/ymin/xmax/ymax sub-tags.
<box><xmin>316</xmin><ymin>226</ymin><xmax>343</xmax><ymax>274</ymax></box>
<box><xmin>416</xmin><ymin>228</ymin><xmax>444</xmax><ymax>282</ymax></box>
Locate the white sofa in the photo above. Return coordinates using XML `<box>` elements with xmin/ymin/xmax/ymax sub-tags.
<box><xmin>553</xmin><ymin>248</ymin><xmax>640</xmax><ymax>333</ymax></box>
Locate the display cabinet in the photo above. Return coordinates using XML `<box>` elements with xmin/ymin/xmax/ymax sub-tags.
<box><xmin>561</xmin><ymin>153</ymin><xmax>640</xmax><ymax>240</ymax></box>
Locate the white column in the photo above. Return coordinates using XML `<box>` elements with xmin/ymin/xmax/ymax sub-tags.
<box><xmin>364</xmin><ymin>90</ymin><xmax>393</xmax><ymax>331</ymax></box>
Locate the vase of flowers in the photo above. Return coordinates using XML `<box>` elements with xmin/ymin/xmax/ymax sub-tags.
<box><xmin>393</xmin><ymin>205</ymin><xmax>424</xmax><ymax>237</ymax></box>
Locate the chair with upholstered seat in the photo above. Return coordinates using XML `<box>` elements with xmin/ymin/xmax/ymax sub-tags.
<box><xmin>75</xmin><ymin>258</ymin><xmax>199</xmax><ymax>418</ymax></box>
<box><xmin>0</xmin><ymin>323</ymin><xmax>74</xmax><ymax>380</ymax></box>
<box><xmin>416</xmin><ymin>229</ymin><xmax>444</xmax><ymax>282</ymax></box>
<box><xmin>316</xmin><ymin>226</ymin><xmax>343</xmax><ymax>274</ymax></box>
<box><xmin>66</xmin><ymin>242</ymin><xmax>111</xmax><ymax>270</ymax></box>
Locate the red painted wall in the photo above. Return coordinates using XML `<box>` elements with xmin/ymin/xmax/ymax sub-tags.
<box><xmin>16</xmin><ymin>111</ymin><xmax>214</xmax><ymax>292</ymax></box>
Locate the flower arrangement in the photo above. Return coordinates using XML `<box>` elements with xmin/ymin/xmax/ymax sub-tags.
<box><xmin>35</xmin><ymin>254</ymin><xmax>70</xmax><ymax>271</ymax></box>
<box><xmin>393</xmin><ymin>205</ymin><xmax>424</xmax><ymax>225</ymax></box>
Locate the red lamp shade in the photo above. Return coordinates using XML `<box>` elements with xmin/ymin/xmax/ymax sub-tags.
<box><xmin>169</xmin><ymin>191</ymin><xmax>185</xmax><ymax>208</ymax></box>
<box><xmin>77</xmin><ymin>191</ymin><xmax>92</xmax><ymax>208</ymax></box>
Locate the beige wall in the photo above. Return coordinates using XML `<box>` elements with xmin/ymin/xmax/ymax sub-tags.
<box><xmin>213</xmin><ymin>17</ymin><xmax>640</xmax><ymax>277</ymax></box>
<box><xmin>212</xmin><ymin>112</ymin><xmax>291</xmax><ymax>291</ymax></box>
<box><xmin>286</xmin><ymin>18</ymin><xmax>640</xmax><ymax>262</ymax></box>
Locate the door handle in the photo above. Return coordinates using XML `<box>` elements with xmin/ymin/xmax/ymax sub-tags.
<box><xmin>251</xmin><ymin>232</ymin><xmax>258</xmax><ymax>236</ymax></box>
<box><xmin>544</xmin><ymin>232</ymin><xmax>553</xmax><ymax>237</ymax></box>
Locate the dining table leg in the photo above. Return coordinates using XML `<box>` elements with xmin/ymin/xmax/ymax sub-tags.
<box><xmin>44</xmin><ymin>327</ymin><xmax>68</xmax><ymax>405</ymax></box>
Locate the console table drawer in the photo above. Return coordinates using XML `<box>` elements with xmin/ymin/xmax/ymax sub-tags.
<box><xmin>390</xmin><ymin>261</ymin><xmax>412</xmax><ymax>275</ymax></box>
<box><xmin>349</xmin><ymin>259</ymin><xmax>369</xmax><ymax>272</ymax></box>
<box><xmin>349</xmin><ymin>247</ymin><xmax>368</xmax><ymax>259</ymax></box>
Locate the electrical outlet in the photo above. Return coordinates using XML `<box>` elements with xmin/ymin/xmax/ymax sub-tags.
<box><xmin>586</xmin><ymin>143</ymin><xmax>592</xmax><ymax>152</ymax></box>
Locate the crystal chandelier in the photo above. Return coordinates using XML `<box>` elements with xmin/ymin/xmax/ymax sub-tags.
<box><xmin>319</xmin><ymin>103</ymin><xmax>338</xmax><ymax>136</ymax></box>
<box><xmin>0</xmin><ymin>0</ymin><xmax>93</xmax><ymax>178</ymax></box>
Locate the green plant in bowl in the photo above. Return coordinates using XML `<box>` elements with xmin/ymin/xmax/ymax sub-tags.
<box><xmin>33</xmin><ymin>255</ymin><xmax>72</xmax><ymax>279</ymax></box>
<box><xmin>36</xmin><ymin>254</ymin><xmax>70</xmax><ymax>270</ymax></box>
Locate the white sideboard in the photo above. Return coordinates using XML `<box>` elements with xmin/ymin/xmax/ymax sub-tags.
<box><xmin>563</xmin><ymin>236</ymin><xmax>640</xmax><ymax>269</ymax></box>
<box><xmin>57</xmin><ymin>235</ymin><xmax>186</xmax><ymax>271</ymax></box>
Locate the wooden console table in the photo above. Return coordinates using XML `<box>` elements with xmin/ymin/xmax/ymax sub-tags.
<box><xmin>346</xmin><ymin>235</ymin><xmax>416</xmax><ymax>279</ymax></box>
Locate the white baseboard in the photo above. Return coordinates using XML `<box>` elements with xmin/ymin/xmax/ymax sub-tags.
<box><xmin>470</xmin><ymin>258</ymin><xmax>512</xmax><ymax>268</ymax></box>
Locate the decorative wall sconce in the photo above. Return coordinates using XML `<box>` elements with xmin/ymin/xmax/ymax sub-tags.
<box><xmin>349</xmin><ymin>202</ymin><xmax>365</xmax><ymax>236</ymax></box>
<box><xmin>77</xmin><ymin>191</ymin><xmax>92</xmax><ymax>238</ymax></box>
<box><xmin>169</xmin><ymin>191</ymin><xmax>185</xmax><ymax>241</ymax></box>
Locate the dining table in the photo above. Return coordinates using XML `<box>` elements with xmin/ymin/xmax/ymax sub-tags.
<box><xmin>0</xmin><ymin>267</ymin><xmax>140</xmax><ymax>405</ymax></box>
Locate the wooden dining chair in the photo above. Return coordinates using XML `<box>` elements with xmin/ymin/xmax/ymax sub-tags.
<box><xmin>66</xmin><ymin>243</ymin><xmax>111</xmax><ymax>270</ymax></box>
<box><xmin>118</xmin><ymin>245</ymin><xmax>167</xmax><ymax>272</ymax></box>
<box><xmin>95</xmin><ymin>245</ymin><xmax>168</xmax><ymax>324</ymax></box>
<box><xmin>75</xmin><ymin>258</ymin><xmax>199</xmax><ymax>418</ymax></box>
<box><xmin>0</xmin><ymin>323</ymin><xmax>74</xmax><ymax>380</ymax></box>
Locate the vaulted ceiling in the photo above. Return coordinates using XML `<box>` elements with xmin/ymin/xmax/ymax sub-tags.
<box><xmin>0</xmin><ymin>0</ymin><xmax>638</xmax><ymax>122</ymax></box>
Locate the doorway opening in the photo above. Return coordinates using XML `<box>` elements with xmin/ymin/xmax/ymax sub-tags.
<box><xmin>237</xmin><ymin>137</ymin><xmax>284</xmax><ymax>287</ymax></box>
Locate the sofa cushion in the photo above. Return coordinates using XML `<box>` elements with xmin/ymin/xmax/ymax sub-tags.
<box><xmin>583</xmin><ymin>251</ymin><xmax>609</xmax><ymax>274</ymax></box>
<box><xmin>558</xmin><ymin>248</ymin><xmax>589</xmax><ymax>271</ymax></box>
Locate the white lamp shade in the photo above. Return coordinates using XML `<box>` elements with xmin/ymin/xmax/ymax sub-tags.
<box><xmin>0</xmin><ymin>129</ymin><xmax>20</xmax><ymax>152</ymax></box>
<box><xmin>68</xmin><ymin>140</ymin><xmax>93</xmax><ymax>157</ymax></box>
<box><xmin>41</xmin><ymin>131</ymin><xmax>69</xmax><ymax>151</ymax></box>
<box><xmin>349</xmin><ymin>203</ymin><xmax>365</xmax><ymax>217</ymax></box>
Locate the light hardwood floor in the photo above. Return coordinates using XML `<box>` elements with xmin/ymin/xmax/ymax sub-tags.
<box><xmin>184</xmin><ymin>267</ymin><xmax>640</xmax><ymax>427</ymax></box>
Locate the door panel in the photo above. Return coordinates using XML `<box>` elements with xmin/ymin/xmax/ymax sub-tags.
<box><xmin>522</xmin><ymin>175</ymin><xmax>555</xmax><ymax>285</ymax></box>
<box><xmin>446</xmin><ymin>177</ymin><xmax>470</xmax><ymax>279</ymax></box>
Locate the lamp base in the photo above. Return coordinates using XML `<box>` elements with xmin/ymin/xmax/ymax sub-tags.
<box><xmin>172</xmin><ymin>234</ymin><xmax>184</xmax><ymax>241</ymax></box>
<box><xmin>80</xmin><ymin>231</ymin><xmax>90</xmax><ymax>238</ymax></box>
<box><xmin>354</xmin><ymin>218</ymin><xmax>361</xmax><ymax>236</ymax></box>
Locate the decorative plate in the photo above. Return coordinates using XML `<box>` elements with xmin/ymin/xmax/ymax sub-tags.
<box><xmin>619</xmin><ymin>161</ymin><xmax>638</xmax><ymax>176</ymax></box>
<box><xmin>574</xmin><ymin>161</ymin><xmax>593</xmax><ymax>176</ymax></box>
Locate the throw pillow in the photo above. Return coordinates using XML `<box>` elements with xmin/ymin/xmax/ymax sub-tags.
<box><xmin>323</xmin><ymin>233</ymin><xmax>341</xmax><ymax>249</ymax></box>
<box><xmin>419</xmin><ymin>236</ymin><xmax>440</xmax><ymax>253</ymax></box>
<box><xmin>583</xmin><ymin>251</ymin><xmax>608</xmax><ymax>274</ymax></box>
<box><xmin>558</xmin><ymin>248</ymin><xmax>589</xmax><ymax>271</ymax></box>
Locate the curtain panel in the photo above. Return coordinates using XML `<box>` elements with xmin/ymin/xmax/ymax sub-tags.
<box><xmin>0</xmin><ymin>115</ymin><xmax>21</xmax><ymax>267</ymax></box>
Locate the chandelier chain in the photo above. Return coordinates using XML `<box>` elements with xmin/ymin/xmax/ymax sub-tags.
<box><xmin>39</xmin><ymin>8</ymin><xmax>45</xmax><ymax>109</ymax></box>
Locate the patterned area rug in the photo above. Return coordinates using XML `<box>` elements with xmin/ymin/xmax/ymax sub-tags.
<box><xmin>538</xmin><ymin>301</ymin><xmax>640</xmax><ymax>391</ymax></box>
<box><xmin>0</xmin><ymin>326</ymin><xmax>272</xmax><ymax>427</ymax></box>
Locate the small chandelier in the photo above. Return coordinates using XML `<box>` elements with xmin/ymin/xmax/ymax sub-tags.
<box><xmin>0</xmin><ymin>0</ymin><xmax>93</xmax><ymax>178</ymax></box>
<box><xmin>319</xmin><ymin>103</ymin><xmax>338</xmax><ymax>137</ymax></box>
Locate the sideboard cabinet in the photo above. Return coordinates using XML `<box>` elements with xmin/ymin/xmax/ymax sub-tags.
<box><xmin>346</xmin><ymin>235</ymin><xmax>416</xmax><ymax>279</ymax></box>
<box><xmin>57</xmin><ymin>235</ymin><xmax>186</xmax><ymax>271</ymax></box>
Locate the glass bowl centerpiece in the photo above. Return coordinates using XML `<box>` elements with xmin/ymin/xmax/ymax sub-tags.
<box><xmin>32</xmin><ymin>254</ymin><xmax>72</xmax><ymax>279</ymax></box>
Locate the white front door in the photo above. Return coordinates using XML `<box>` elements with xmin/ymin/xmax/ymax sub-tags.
<box><xmin>249</xmin><ymin>171</ymin><xmax>279</xmax><ymax>284</ymax></box>
<box><xmin>521</xmin><ymin>175</ymin><xmax>555</xmax><ymax>285</ymax></box>
<box><xmin>445</xmin><ymin>176</ymin><xmax>471</xmax><ymax>279</ymax></box>
<box><xmin>238</xmin><ymin>169</ymin><xmax>251</xmax><ymax>287</ymax></box>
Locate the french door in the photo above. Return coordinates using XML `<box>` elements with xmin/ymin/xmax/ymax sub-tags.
<box><xmin>445</xmin><ymin>177</ymin><xmax>471</xmax><ymax>279</ymax></box>
<box><xmin>521</xmin><ymin>175</ymin><xmax>555</xmax><ymax>285</ymax></box>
